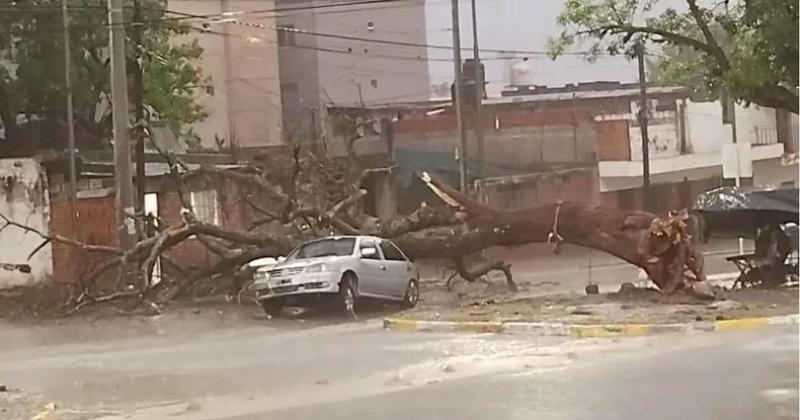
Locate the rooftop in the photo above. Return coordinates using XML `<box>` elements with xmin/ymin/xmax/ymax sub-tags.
<box><xmin>331</xmin><ymin>82</ymin><xmax>689</xmax><ymax>112</ymax></box>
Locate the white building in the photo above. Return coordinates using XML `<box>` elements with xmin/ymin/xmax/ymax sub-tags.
<box><xmin>597</xmin><ymin>99</ymin><xmax>798</xmax><ymax>193</ymax></box>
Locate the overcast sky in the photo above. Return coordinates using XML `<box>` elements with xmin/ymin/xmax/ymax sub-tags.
<box><xmin>424</xmin><ymin>0</ymin><xmax>640</xmax><ymax>97</ymax></box>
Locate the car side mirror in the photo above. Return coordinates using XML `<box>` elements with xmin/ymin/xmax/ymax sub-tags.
<box><xmin>277</xmin><ymin>256</ymin><xmax>286</xmax><ymax>263</ymax></box>
<box><xmin>360</xmin><ymin>247</ymin><xmax>377</xmax><ymax>258</ymax></box>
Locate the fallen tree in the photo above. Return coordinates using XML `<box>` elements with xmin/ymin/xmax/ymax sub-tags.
<box><xmin>0</xmin><ymin>144</ymin><xmax>708</xmax><ymax>311</ymax></box>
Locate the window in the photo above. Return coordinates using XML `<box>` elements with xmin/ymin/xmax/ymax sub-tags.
<box><xmin>277</xmin><ymin>24</ymin><xmax>296</xmax><ymax>46</ymax></box>
<box><xmin>379</xmin><ymin>240</ymin><xmax>406</xmax><ymax>261</ymax></box>
<box><xmin>370</xmin><ymin>79</ymin><xmax>378</xmax><ymax>88</ymax></box>
<box><xmin>287</xmin><ymin>238</ymin><xmax>356</xmax><ymax>260</ymax></box>
<box><xmin>359</xmin><ymin>238</ymin><xmax>382</xmax><ymax>260</ymax></box>
<box><xmin>189</xmin><ymin>190</ymin><xmax>220</xmax><ymax>225</ymax></box>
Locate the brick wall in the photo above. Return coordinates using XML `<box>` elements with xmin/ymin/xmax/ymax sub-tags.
<box><xmin>49</xmin><ymin>177</ymin><xmax>255</xmax><ymax>283</ymax></box>
<box><xmin>50</xmin><ymin>193</ymin><xmax>118</xmax><ymax>284</ymax></box>
<box><xmin>157</xmin><ymin>179</ymin><xmax>253</xmax><ymax>272</ymax></box>
<box><xmin>595</xmin><ymin>120</ymin><xmax>631</xmax><ymax>161</ymax></box>
<box><xmin>478</xmin><ymin>168</ymin><xmax>601</xmax><ymax>210</ymax></box>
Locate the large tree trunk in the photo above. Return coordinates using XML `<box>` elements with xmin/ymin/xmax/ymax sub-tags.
<box><xmin>390</xmin><ymin>173</ymin><xmax>705</xmax><ymax>292</ymax></box>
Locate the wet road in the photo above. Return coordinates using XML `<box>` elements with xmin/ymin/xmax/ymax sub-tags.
<box><xmin>0</xmin><ymin>311</ymin><xmax>795</xmax><ymax>420</ymax></box>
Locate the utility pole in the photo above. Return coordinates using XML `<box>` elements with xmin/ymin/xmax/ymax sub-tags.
<box><xmin>470</xmin><ymin>0</ymin><xmax>484</xmax><ymax>179</ymax></box>
<box><xmin>451</xmin><ymin>0</ymin><xmax>468</xmax><ymax>193</ymax></box>
<box><xmin>132</xmin><ymin>0</ymin><xmax>146</xmax><ymax>239</ymax></box>
<box><xmin>108</xmin><ymin>0</ymin><xmax>136</xmax><ymax>251</ymax></box>
<box><xmin>723</xmin><ymin>90</ymin><xmax>745</xmax><ymax>254</ymax></box>
<box><xmin>636</xmin><ymin>43</ymin><xmax>651</xmax><ymax>210</ymax></box>
<box><xmin>61</xmin><ymin>0</ymin><xmax>77</xmax><ymax>220</ymax></box>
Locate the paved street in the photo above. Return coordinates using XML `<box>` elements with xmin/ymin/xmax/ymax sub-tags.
<box><xmin>0</xmin><ymin>310</ymin><xmax>795</xmax><ymax>420</ymax></box>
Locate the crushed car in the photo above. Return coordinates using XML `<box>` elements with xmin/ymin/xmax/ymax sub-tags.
<box><xmin>252</xmin><ymin>236</ymin><xmax>420</xmax><ymax>318</ymax></box>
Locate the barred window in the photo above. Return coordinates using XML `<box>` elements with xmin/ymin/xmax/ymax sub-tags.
<box><xmin>189</xmin><ymin>190</ymin><xmax>221</xmax><ymax>225</ymax></box>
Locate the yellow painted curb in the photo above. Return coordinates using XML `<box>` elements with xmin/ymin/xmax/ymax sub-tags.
<box><xmin>383</xmin><ymin>318</ymin><xmax>418</xmax><ymax>332</ymax></box>
<box><xmin>383</xmin><ymin>314</ymin><xmax>798</xmax><ymax>337</ymax></box>
<box><xmin>715</xmin><ymin>317</ymin><xmax>770</xmax><ymax>331</ymax></box>
<box><xmin>569</xmin><ymin>324</ymin><xmax>651</xmax><ymax>338</ymax></box>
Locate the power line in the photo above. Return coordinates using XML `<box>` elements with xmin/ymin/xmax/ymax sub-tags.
<box><xmin>190</xmin><ymin>24</ymin><xmax>556</xmax><ymax>64</ymax></box>
<box><xmin>0</xmin><ymin>0</ymin><xmax>407</xmax><ymax>29</ymax></box>
<box><xmin>223</xmin><ymin>18</ymin><xmax>578</xmax><ymax>57</ymax></box>
<box><xmin>2</xmin><ymin>0</ymin><xmax>607</xmax><ymax>58</ymax></box>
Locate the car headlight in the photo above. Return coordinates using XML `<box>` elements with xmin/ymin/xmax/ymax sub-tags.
<box><xmin>254</xmin><ymin>271</ymin><xmax>269</xmax><ymax>280</ymax></box>
<box><xmin>305</xmin><ymin>264</ymin><xmax>328</xmax><ymax>273</ymax></box>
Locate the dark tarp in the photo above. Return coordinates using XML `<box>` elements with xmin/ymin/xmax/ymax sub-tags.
<box><xmin>691</xmin><ymin>185</ymin><xmax>799</xmax><ymax>239</ymax></box>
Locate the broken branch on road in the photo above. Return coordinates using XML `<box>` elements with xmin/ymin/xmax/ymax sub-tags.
<box><xmin>0</xmin><ymin>145</ymin><xmax>710</xmax><ymax>313</ymax></box>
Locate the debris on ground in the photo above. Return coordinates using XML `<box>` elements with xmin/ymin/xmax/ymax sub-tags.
<box><xmin>706</xmin><ymin>300</ymin><xmax>748</xmax><ymax>311</ymax></box>
<box><xmin>618</xmin><ymin>282</ymin><xmax>636</xmax><ymax>295</ymax></box>
<box><xmin>402</xmin><ymin>286</ymin><xmax>798</xmax><ymax>325</ymax></box>
<box><xmin>0</xmin><ymin>388</ymin><xmax>52</xmax><ymax>420</ymax></box>
<box><xmin>691</xmin><ymin>282</ymin><xmax>717</xmax><ymax>300</ymax></box>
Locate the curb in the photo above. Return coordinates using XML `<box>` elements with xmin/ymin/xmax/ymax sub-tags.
<box><xmin>382</xmin><ymin>314</ymin><xmax>800</xmax><ymax>338</ymax></box>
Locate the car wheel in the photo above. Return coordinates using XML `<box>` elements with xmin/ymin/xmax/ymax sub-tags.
<box><xmin>260</xmin><ymin>298</ymin><xmax>284</xmax><ymax>317</ymax></box>
<box><xmin>338</xmin><ymin>274</ymin><xmax>357</xmax><ymax>319</ymax></box>
<box><xmin>403</xmin><ymin>280</ymin><xmax>419</xmax><ymax>308</ymax></box>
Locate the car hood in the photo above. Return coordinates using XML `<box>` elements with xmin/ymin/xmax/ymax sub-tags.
<box><xmin>258</xmin><ymin>255</ymin><xmax>348</xmax><ymax>272</ymax></box>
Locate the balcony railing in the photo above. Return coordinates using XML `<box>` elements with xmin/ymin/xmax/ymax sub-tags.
<box><xmin>754</xmin><ymin>127</ymin><xmax>779</xmax><ymax>145</ymax></box>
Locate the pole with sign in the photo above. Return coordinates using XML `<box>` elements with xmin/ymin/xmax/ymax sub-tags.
<box><xmin>721</xmin><ymin>91</ymin><xmax>750</xmax><ymax>254</ymax></box>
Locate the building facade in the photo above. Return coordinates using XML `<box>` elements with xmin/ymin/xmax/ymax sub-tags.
<box><xmin>168</xmin><ymin>0</ymin><xmax>284</xmax><ymax>152</ymax></box>
<box><xmin>330</xmin><ymin>81</ymin><xmax>799</xmax><ymax>213</ymax></box>
<box><xmin>276</xmin><ymin>0</ymin><xmax>431</xmax><ymax>143</ymax></box>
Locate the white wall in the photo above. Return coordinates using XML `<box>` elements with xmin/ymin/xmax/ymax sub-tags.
<box><xmin>685</xmin><ymin>100</ymin><xmax>778</xmax><ymax>154</ymax></box>
<box><xmin>629</xmin><ymin>119</ymin><xmax>681</xmax><ymax>160</ymax></box>
<box><xmin>753</xmin><ymin>158</ymin><xmax>799</xmax><ymax>186</ymax></box>
<box><xmin>0</xmin><ymin>158</ymin><xmax>52</xmax><ymax>289</ymax></box>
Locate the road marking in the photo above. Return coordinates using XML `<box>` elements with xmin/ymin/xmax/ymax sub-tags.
<box><xmin>715</xmin><ymin>317</ymin><xmax>770</xmax><ymax>331</ymax></box>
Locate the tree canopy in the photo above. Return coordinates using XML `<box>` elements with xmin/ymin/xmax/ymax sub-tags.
<box><xmin>0</xmin><ymin>0</ymin><xmax>207</xmax><ymax>154</ymax></box>
<box><xmin>550</xmin><ymin>0</ymin><xmax>799</xmax><ymax>114</ymax></box>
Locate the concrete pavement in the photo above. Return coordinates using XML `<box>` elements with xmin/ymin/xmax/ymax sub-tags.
<box><xmin>256</xmin><ymin>325</ymin><xmax>798</xmax><ymax>420</ymax></box>
<box><xmin>0</xmin><ymin>309</ymin><xmax>795</xmax><ymax>420</ymax></box>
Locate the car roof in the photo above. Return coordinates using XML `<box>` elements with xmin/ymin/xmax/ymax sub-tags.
<box><xmin>300</xmin><ymin>235</ymin><xmax>381</xmax><ymax>244</ymax></box>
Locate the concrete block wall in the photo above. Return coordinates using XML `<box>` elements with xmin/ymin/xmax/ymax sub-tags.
<box><xmin>0</xmin><ymin>158</ymin><xmax>53</xmax><ymax>289</ymax></box>
<box><xmin>477</xmin><ymin>168</ymin><xmax>601</xmax><ymax>210</ymax></box>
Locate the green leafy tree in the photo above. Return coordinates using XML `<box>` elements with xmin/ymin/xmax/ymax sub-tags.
<box><xmin>550</xmin><ymin>0</ymin><xmax>798</xmax><ymax>113</ymax></box>
<box><xmin>0</xmin><ymin>0</ymin><xmax>208</xmax><ymax>153</ymax></box>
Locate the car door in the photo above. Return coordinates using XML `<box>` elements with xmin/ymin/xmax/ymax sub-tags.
<box><xmin>379</xmin><ymin>240</ymin><xmax>413</xmax><ymax>298</ymax></box>
<box><xmin>357</xmin><ymin>238</ymin><xmax>387</xmax><ymax>297</ymax></box>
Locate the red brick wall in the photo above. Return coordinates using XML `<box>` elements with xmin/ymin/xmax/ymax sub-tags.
<box><xmin>596</xmin><ymin>120</ymin><xmax>631</xmax><ymax>161</ymax></box>
<box><xmin>392</xmin><ymin>98</ymin><xmax>632</xmax><ymax>136</ymax></box>
<box><xmin>50</xmin><ymin>194</ymin><xmax>118</xmax><ymax>283</ymax></box>
<box><xmin>49</xmin><ymin>178</ymin><xmax>255</xmax><ymax>283</ymax></box>
<box><xmin>157</xmin><ymin>179</ymin><xmax>251</xmax><ymax>272</ymax></box>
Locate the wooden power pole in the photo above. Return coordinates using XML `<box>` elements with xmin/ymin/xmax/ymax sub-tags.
<box><xmin>108</xmin><ymin>0</ymin><xmax>136</xmax><ymax>251</ymax></box>
<box><xmin>470</xmin><ymin>0</ymin><xmax>484</xmax><ymax>180</ymax></box>
<box><xmin>451</xmin><ymin>0</ymin><xmax>468</xmax><ymax>193</ymax></box>
<box><xmin>61</xmin><ymin>0</ymin><xmax>77</xmax><ymax>215</ymax></box>
<box><xmin>636</xmin><ymin>43</ymin><xmax>651</xmax><ymax>209</ymax></box>
<box><xmin>132</xmin><ymin>0</ymin><xmax>147</xmax><ymax>239</ymax></box>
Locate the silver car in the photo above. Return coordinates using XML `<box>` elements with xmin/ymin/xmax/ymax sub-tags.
<box><xmin>253</xmin><ymin>236</ymin><xmax>420</xmax><ymax>317</ymax></box>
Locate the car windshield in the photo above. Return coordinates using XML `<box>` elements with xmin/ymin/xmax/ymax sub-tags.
<box><xmin>286</xmin><ymin>238</ymin><xmax>356</xmax><ymax>260</ymax></box>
